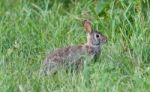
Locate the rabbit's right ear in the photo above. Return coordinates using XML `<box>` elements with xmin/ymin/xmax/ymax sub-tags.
<box><xmin>83</xmin><ymin>20</ymin><xmax>92</xmax><ymax>33</ymax></box>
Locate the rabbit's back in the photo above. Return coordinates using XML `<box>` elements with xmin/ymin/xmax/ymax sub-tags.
<box><xmin>44</xmin><ymin>45</ymin><xmax>97</xmax><ymax>65</ymax></box>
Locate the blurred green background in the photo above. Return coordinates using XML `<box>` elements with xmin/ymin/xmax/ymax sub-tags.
<box><xmin>0</xmin><ymin>0</ymin><xmax>150</xmax><ymax>92</ymax></box>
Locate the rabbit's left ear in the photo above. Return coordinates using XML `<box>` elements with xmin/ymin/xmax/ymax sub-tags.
<box><xmin>83</xmin><ymin>20</ymin><xmax>92</xmax><ymax>33</ymax></box>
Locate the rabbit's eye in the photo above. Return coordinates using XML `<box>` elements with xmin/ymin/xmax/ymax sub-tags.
<box><xmin>96</xmin><ymin>34</ymin><xmax>99</xmax><ymax>38</ymax></box>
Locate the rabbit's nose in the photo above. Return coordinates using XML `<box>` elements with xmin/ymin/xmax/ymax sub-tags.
<box><xmin>101</xmin><ymin>36</ymin><xmax>107</xmax><ymax>43</ymax></box>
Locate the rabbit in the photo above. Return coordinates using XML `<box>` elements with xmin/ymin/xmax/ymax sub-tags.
<box><xmin>42</xmin><ymin>20</ymin><xmax>107</xmax><ymax>75</ymax></box>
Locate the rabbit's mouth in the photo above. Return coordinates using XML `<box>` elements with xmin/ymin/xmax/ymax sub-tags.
<box><xmin>91</xmin><ymin>43</ymin><xmax>101</xmax><ymax>47</ymax></box>
<box><xmin>91</xmin><ymin>39</ymin><xmax>107</xmax><ymax>47</ymax></box>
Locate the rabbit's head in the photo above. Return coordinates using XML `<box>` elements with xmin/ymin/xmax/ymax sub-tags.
<box><xmin>83</xmin><ymin>20</ymin><xmax>107</xmax><ymax>47</ymax></box>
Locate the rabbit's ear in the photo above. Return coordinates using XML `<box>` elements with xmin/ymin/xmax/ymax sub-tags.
<box><xmin>83</xmin><ymin>20</ymin><xmax>92</xmax><ymax>33</ymax></box>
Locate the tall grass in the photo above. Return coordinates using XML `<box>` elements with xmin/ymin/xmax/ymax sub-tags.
<box><xmin>0</xmin><ymin>0</ymin><xmax>150</xmax><ymax>92</ymax></box>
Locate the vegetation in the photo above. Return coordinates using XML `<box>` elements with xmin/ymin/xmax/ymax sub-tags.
<box><xmin>0</xmin><ymin>0</ymin><xmax>150</xmax><ymax>92</ymax></box>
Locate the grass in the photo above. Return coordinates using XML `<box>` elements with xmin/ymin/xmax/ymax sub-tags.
<box><xmin>0</xmin><ymin>0</ymin><xmax>150</xmax><ymax>92</ymax></box>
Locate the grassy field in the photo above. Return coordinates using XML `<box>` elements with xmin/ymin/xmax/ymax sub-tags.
<box><xmin>0</xmin><ymin>0</ymin><xmax>150</xmax><ymax>92</ymax></box>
